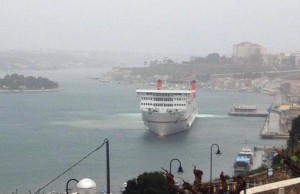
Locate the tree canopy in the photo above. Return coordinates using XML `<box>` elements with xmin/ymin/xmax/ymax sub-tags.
<box><xmin>0</xmin><ymin>74</ymin><xmax>58</xmax><ymax>90</ymax></box>
<box><xmin>123</xmin><ymin>171</ymin><xmax>171</xmax><ymax>194</ymax></box>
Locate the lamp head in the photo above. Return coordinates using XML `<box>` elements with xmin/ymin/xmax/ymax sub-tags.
<box><xmin>216</xmin><ymin>149</ymin><xmax>222</xmax><ymax>155</ymax></box>
<box><xmin>177</xmin><ymin>165</ymin><xmax>184</xmax><ymax>174</ymax></box>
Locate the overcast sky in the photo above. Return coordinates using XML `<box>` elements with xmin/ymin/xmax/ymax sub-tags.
<box><xmin>0</xmin><ymin>0</ymin><xmax>299</xmax><ymax>56</ymax></box>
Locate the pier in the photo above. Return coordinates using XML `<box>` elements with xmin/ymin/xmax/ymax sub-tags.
<box><xmin>260</xmin><ymin>94</ymin><xmax>289</xmax><ymax>139</ymax></box>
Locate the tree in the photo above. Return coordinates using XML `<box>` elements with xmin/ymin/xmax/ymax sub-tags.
<box><xmin>288</xmin><ymin>115</ymin><xmax>300</xmax><ymax>150</ymax></box>
<box><xmin>292</xmin><ymin>115</ymin><xmax>300</xmax><ymax>133</ymax></box>
<box><xmin>206</xmin><ymin>53</ymin><xmax>221</xmax><ymax>63</ymax></box>
<box><xmin>123</xmin><ymin>171</ymin><xmax>170</xmax><ymax>194</ymax></box>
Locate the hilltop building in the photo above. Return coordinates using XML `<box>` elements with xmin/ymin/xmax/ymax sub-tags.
<box><xmin>262</xmin><ymin>53</ymin><xmax>292</xmax><ymax>66</ymax></box>
<box><xmin>261</xmin><ymin>51</ymin><xmax>300</xmax><ymax>67</ymax></box>
<box><xmin>233</xmin><ymin>42</ymin><xmax>266</xmax><ymax>65</ymax></box>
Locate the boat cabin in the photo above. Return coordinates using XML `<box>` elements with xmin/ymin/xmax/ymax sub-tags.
<box><xmin>233</xmin><ymin>105</ymin><xmax>257</xmax><ymax>112</ymax></box>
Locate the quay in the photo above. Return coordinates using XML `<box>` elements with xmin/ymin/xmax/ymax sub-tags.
<box><xmin>260</xmin><ymin>94</ymin><xmax>289</xmax><ymax>139</ymax></box>
<box><xmin>259</xmin><ymin>112</ymin><xmax>289</xmax><ymax>139</ymax></box>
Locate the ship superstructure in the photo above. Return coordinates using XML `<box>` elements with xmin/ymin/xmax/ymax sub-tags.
<box><xmin>234</xmin><ymin>148</ymin><xmax>254</xmax><ymax>173</ymax></box>
<box><xmin>136</xmin><ymin>80</ymin><xmax>198</xmax><ymax>136</ymax></box>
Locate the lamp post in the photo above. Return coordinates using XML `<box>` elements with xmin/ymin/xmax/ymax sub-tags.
<box><xmin>169</xmin><ymin>158</ymin><xmax>184</xmax><ymax>174</ymax></box>
<box><xmin>66</xmin><ymin>178</ymin><xmax>78</xmax><ymax>194</ymax></box>
<box><xmin>210</xmin><ymin>144</ymin><xmax>222</xmax><ymax>194</ymax></box>
<box><xmin>104</xmin><ymin>138</ymin><xmax>110</xmax><ymax>194</ymax></box>
<box><xmin>289</xmin><ymin>130</ymin><xmax>295</xmax><ymax>154</ymax></box>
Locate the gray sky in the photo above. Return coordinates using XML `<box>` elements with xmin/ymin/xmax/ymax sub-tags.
<box><xmin>0</xmin><ymin>0</ymin><xmax>299</xmax><ymax>56</ymax></box>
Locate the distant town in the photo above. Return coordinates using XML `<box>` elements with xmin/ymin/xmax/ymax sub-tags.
<box><xmin>103</xmin><ymin>42</ymin><xmax>300</xmax><ymax>103</ymax></box>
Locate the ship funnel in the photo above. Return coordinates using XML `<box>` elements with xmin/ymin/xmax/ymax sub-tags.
<box><xmin>191</xmin><ymin>80</ymin><xmax>196</xmax><ymax>98</ymax></box>
<box><xmin>157</xmin><ymin>79</ymin><xmax>162</xmax><ymax>90</ymax></box>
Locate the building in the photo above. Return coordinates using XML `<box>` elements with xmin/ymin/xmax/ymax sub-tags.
<box><xmin>281</xmin><ymin>80</ymin><xmax>300</xmax><ymax>104</ymax></box>
<box><xmin>233</xmin><ymin>42</ymin><xmax>267</xmax><ymax>64</ymax></box>
<box><xmin>291</xmin><ymin>51</ymin><xmax>300</xmax><ymax>67</ymax></box>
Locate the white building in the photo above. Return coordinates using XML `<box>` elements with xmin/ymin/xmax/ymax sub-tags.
<box><xmin>291</xmin><ymin>51</ymin><xmax>300</xmax><ymax>66</ymax></box>
<box><xmin>233</xmin><ymin>42</ymin><xmax>266</xmax><ymax>64</ymax></box>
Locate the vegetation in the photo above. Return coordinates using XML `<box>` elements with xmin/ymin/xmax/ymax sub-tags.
<box><xmin>289</xmin><ymin>115</ymin><xmax>300</xmax><ymax>149</ymax></box>
<box><xmin>123</xmin><ymin>171</ymin><xmax>171</xmax><ymax>194</ymax></box>
<box><xmin>271</xmin><ymin>116</ymin><xmax>300</xmax><ymax>177</ymax></box>
<box><xmin>111</xmin><ymin>52</ymin><xmax>298</xmax><ymax>83</ymax></box>
<box><xmin>0</xmin><ymin>74</ymin><xmax>58</xmax><ymax>90</ymax></box>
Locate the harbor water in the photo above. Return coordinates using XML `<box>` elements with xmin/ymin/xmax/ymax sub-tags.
<box><xmin>0</xmin><ymin>68</ymin><xmax>286</xmax><ymax>194</ymax></box>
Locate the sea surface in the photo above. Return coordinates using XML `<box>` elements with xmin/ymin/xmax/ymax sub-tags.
<box><xmin>0</xmin><ymin>68</ymin><xmax>286</xmax><ymax>194</ymax></box>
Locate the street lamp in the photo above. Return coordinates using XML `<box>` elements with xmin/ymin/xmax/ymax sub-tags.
<box><xmin>210</xmin><ymin>144</ymin><xmax>222</xmax><ymax>194</ymax></box>
<box><xmin>66</xmin><ymin>178</ymin><xmax>78</xmax><ymax>194</ymax></box>
<box><xmin>104</xmin><ymin>138</ymin><xmax>110</xmax><ymax>194</ymax></box>
<box><xmin>169</xmin><ymin>158</ymin><xmax>184</xmax><ymax>174</ymax></box>
<box><xmin>289</xmin><ymin>130</ymin><xmax>295</xmax><ymax>154</ymax></box>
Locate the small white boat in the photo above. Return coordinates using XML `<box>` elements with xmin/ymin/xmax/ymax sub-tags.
<box><xmin>234</xmin><ymin>148</ymin><xmax>254</xmax><ymax>173</ymax></box>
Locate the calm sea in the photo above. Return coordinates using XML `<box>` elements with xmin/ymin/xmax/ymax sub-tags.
<box><xmin>0</xmin><ymin>68</ymin><xmax>286</xmax><ymax>194</ymax></box>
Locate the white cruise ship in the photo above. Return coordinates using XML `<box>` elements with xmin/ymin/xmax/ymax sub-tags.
<box><xmin>136</xmin><ymin>80</ymin><xmax>198</xmax><ymax>136</ymax></box>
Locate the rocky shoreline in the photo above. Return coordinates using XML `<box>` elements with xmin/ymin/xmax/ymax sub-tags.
<box><xmin>0</xmin><ymin>88</ymin><xmax>61</xmax><ymax>93</ymax></box>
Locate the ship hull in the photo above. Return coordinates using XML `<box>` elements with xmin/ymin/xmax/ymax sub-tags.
<box><xmin>228</xmin><ymin>111</ymin><xmax>268</xmax><ymax>117</ymax></box>
<box><xmin>142</xmin><ymin>107</ymin><xmax>197</xmax><ymax>136</ymax></box>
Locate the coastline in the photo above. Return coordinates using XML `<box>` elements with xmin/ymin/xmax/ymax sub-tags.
<box><xmin>0</xmin><ymin>88</ymin><xmax>61</xmax><ymax>93</ymax></box>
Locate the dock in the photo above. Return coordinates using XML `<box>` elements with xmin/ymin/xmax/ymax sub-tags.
<box><xmin>260</xmin><ymin>94</ymin><xmax>289</xmax><ymax>139</ymax></box>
